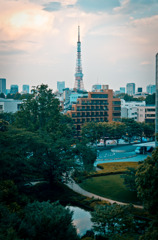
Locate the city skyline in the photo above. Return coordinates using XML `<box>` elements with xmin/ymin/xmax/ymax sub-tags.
<box><xmin>0</xmin><ymin>0</ymin><xmax>158</xmax><ymax>92</ymax></box>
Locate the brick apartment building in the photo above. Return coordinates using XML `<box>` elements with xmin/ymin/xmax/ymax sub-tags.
<box><xmin>67</xmin><ymin>89</ymin><xmax>121</xmax><ymax>137</ymax></box>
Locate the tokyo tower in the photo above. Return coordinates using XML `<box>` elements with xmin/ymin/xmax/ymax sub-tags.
<box><xmin>74</xmin><ymin>26</ymin><xmax>84</xmax><ymax>90</ymax></box>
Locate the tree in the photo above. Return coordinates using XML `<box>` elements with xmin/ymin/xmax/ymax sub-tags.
<box><xmin>75</xmin><ymin>141</ymin><xmax>97</xmax><ymax>171</ymax></box>
<box><xmin>108</xmin><ymin>122</ymin><xmax>126</xmax><ymax>144</ymax></box>
<box><xmin>13</xmin><ymin>84</ymin><xmax>83</xmax><ymax>186</ymax></box>
<box><xmin>135</xmin><ymin>149</ymin><xmax>158</xmax><ymax>214</ymax></box>
<box><xmin>0</xmin><ymin>112</ymin><xmax>15</xmax><ymax>124</ymax></box>
<box><xmin>0</xmin><ymin>93</ymin><xmax>5</xmax><ymax>98</ymax></box>
<box><xmin>145</xmin><ymin>93</ymin><xmax>155</xmax><ymax>105</ymax></box>
<box><xmin>0</xmin><ymin>125</ymin><xmax>47</xmax><ymax>185</ymax></box>
<box><xmin>143</xmin><ymin>123</ymin><xmax>155</xmax><ymax>139</ymax></box>
<box><xmin>91</xmin><ymin>203</ymin><xmax>135</xmax><ymax>238</ymax></box>
<box><xmin>122</xmin><ymin>119</ymin><xmax>143</xmax><ymax>143</ymax></box>
<box><xmin>135</xmin><ymin>148</ymin><xmax>158</xmax><ymax>239</ymax></box>
<box><xmin>81</xmin><ymin>122</ymin><xmax>101</xmax><ymax>144</ymax></box>
<box><xmin>0</xmin><ymin>201</ymin><xmax>79</xmax><ymax>240</ymax></box>
<box><xmin>121</xmin><ymin>167</ymin><xmax>137</xmax><ymax>191</ymax></box>
<box><xmin>18</xmin><ymin>201</ymin><xmax>79</xmax><ymax>240</ymax></box>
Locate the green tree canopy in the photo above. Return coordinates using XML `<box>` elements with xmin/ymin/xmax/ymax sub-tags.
<box><xmin>136</xmin><ymin>148</ymin><xmax>158</xmax><ymax>214</ymax></box>
<box><xmin>145</xmin><ymin>93</ymin><xmax>155</xmax><ymax>105</ymax></box>
<box><xmin>91</xmin><ymin>203</ymin><xmax>135</xmax><ymax>238</ymax></box>
<box><xmin>0</xmin><ymin>201</ymin><xmax>79</xmax><ymax>240</ymax></box>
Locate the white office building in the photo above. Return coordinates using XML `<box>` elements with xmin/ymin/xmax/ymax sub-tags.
<box><xmin>121</xmin><ymin>99</ymin><xmax>146</xmax><ymax>120</ymax></box>
<box><xmin>0</xmin><ymin>98</ymin><xmax>22</xmax><ymax>113</ymax></box>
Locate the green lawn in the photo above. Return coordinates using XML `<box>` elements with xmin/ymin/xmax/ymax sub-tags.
<box><xmin>80</xmin><ymin>174</ymin><xmax>141</xmax><ymax>204</ymax></box>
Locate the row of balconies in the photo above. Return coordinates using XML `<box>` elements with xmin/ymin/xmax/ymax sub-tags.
<box><xmin>80</xmin><ymin>101</ymin><xmax>108</xmax><ymax>105</ymax></box>
<box><xmin>73</xmin><ymin>117</ymin><xmax>108</xmax><ymax>124</ymax></box>
<box><xmin>72</xmin><ymin>112</ymin><xmax>109</xmax><ymax>117</ymax></box>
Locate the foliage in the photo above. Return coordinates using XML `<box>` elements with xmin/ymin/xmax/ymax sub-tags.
<box><xmin>75</xmin><ymin>141</ymin><xmax>97</xmax><ymax>171</ymax></box>
<box><xmin>0</xmin><ymin>112</ymin><xmax>15</xmax><ymax>124</ymax></box>
<box><xmin>121</xmin><ymin>167</ymin><xmax>137</xmax><ymax>191</ymax></box>
<box><xmin>135</xmin><ymin>148</ymin><xmax>158</xmax><ymax>214</ymax></box>
<box><xmin>0</xmin><ymin>180</ymin><xmax>28</xmax><ymax>212</ymax></box>
<box><xmin>0</xmin><ymin>125</ymin><xmax>46</xmax><ymax>185</ymax></box>
<box><xmin>0</xmin><ymin>92</ymin><xmax>5</xmax><ymax>98</ymax></box>
<box><xmin>81</xmin><ymin>121</ymin><xmax>126</xmax><ymax>146</ymax></box>
<box><xmin>81</xmin><ymin>122</ymin><xmax>101</xmax><ymax>143</ymax></box>
<box><xmin>107</xmin><ymin>122</ymin><xmax>126</xmax><ymax>143</ymax></box>
<box><xmin>122</xmin><ymin>119</ymin><xmax>143</xmax><ymax>142</ymax></box>
<box><xmin>18</xmin><ymin>201</ymin><xmax>79</xmax><ymax>240</ymax></box>
<box><xmin>11</xmin><ymin>85</ymin><xmax>78</xmax><ymax>185</ymax></box>
<box><xmin>91</xmin><ymin>203</ymin><xmax>135</xmax><ymax>238</ymax></box>
<box><xmin>0</xmin><ymin>201</ymin><xmax>79</xmax><ymax>240</ymax></box>
<box><xmin>143</xmin><ymin>123</ymin><xmax>155</xmax><ymax>139</ymax></box>
<box><xmin>145</xmin><ymin>93</ymin><xmax>155</xmax><ymax>105</ymax></box>
<box><xmin>139</xmin><ymin>219</ymin><xmax>158</xmax><ymax>240</ymax></box>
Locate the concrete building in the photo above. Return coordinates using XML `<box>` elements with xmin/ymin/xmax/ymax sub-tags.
<box><xmin>155</xmin><ymin>53</ymin><xmax>158</xmax><ymax>145</ymax></box>
<box><xmin>0</xmin><ymin>78</ymin><xmax>6</xmax><ymax>94</ymax></box>
<box><xmin>92</xmin><ymin>84</ymin><xmax>102</xmax><ymax>92</ymax></box>
<box><xmin>120</xmin><ymin>87</ymin><xmax>125</xmax><ymax>93</ymax></box>
<box><xmin>67</xmin><ymin>89</ymin><xmax>121</xmax><ymax>137</ymax></box>
<box><xmin>126</xmin><ymin>83</ymin><xmax>135</xmax><ymax>95</ymax></box>
<box><xmin>137</xmin><ymin>87</ymin><xmax>142</xmax><ymax>93</ymax></box>
<box><xmin>22</xmin><ymin>85</ymin><xmax>29</xmax><ymax>93</ymax></box>
<box><xmin>137</xmin><ymin>105</ymin><xmax>155</xmax><ymax>123</ymax></box>
<box><xmin>10</xmin><ymin>85</ymin><xmax>19</xmax><ymax>94</ymax></box>
<box><xmin>57</xmin><ymin>81</ymin><xmax>65</xmax><ymax>93</ymax></box>
<box><xmin>121</xmin><ymin>99</ymin><xmax>146</xmax><ymax>120</ymax></box>
<box><xmin>146</xmin><ymin>84</ymin><xmax>156</xmax><ymax>94</ymax></box>
<box><xmin>0</xmin><ymin>98</ymin><xmax>22</xmax><ymax>113</ymax></box>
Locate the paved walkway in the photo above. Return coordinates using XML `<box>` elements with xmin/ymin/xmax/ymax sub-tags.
<box><xmin>66</xmin><ymin>145</ymin><xmax>150</xmax><ymax>210</ymax></box>
<box><xmin>66</xmin><ymin>179</ymin><xmax>143</xmax><ymax>209</ymax></box>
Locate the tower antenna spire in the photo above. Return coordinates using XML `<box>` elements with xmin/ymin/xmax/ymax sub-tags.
<box><xmin>74</xmin><ymin>25</ymin><xmax>84</xmax><ymax>91</ymax></box>
<box><xmin>78</xmin><ymin>25</ymin><xmax>80</xmax><ymax>42</ymax></box>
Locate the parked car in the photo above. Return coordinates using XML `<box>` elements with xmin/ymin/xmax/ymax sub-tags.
<box><xmin>135</xmin><ymin>146</ymin><xmax>154</xmax><ymax>154</ymax></box>
<box><xmin>135</xmin><ymin>146</ymin><xmax>147</xmax><ymax>154</ymax></box>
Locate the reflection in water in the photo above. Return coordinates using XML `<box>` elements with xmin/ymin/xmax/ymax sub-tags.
<box><xmin>67</xmin><ymin>206</ymin><xmax>92</xmax><ymax>236</ymax></box>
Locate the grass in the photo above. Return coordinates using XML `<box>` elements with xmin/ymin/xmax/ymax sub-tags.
<box><xmin>79</xmin><ymin>174</ymin><xmax>141</xmax><ymax>204</ymax></box>
<box><xmin>95</xmin><ymin>162</ymin><xmax>139</xmax><ymax>175</ymax></box>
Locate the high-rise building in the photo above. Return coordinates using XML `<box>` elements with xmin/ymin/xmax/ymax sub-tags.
<box><xmin>22</xmin><ymin>85</ymin><xmax>29</xmax><ymax>93</ymax></box>
<box><xmin>155</xmin><ymin>53</ymin><xmax>158</xmax><ymax>146</ymax></box>
<box><xmin>10</xmin><ymin>85</ymin><xmax>19</xmax><ymax>94</ymax></box>
<box><xmin>57</xmin><ymin>81</ymin><xmax>65</xmax><ymax>93</ymax></box>
<box><xmin>126</xmin><ymin>83</ymin><xmax>135</xmax><ymax>95</ymax></box>
<box><xmin>120</xmin><ymin>87</ymin><xmax>125</xmax><ymax>93</ymax></box>
<box><xmin>74</xmin><ymin>26</ymin><xmax>84</xmax><ymax>91</ymax></box>
<box><xmin>146</xmin><ymin>84</ymin><xmax>156</xmax><ymax>94</ymax></box>
<box><xmin>137</xmin><ymin>87</ymin><xmax>142</xmax><ymax>93</ymax></box>
<box><xmin>0</xmin><ymin>78</ymin><xmax>6</xmax><ymax>94</ymax></box>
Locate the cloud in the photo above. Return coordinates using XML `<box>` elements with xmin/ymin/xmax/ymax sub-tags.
<box><xmin>76</xmin><ymin>0</ymin><xmax>120</xmax><ymax>13</ymax></box>
<box><xmin>0</xmin><ymin>50</ymin><xmax>26</xmax><ymax>55</ymax></box>
<box><xmin>141</xmin><ymin>61</ymin><xmax>151</xmax><ymax>65</ymax></box>
<box><xmin>114</xmin><ymin>0</ymin><xmax>158</xmax><ymax>17</ymax></box>
<box><xmin>43</xmin><ymin>2</ymin><xmax>62</xmax><ymax>12</ymax></box>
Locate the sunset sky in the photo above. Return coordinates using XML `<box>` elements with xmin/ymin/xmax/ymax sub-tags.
<box><xmin>0</xmin><ymin>0</ymin><xmax>158</xmax><ymax>92</ymax></box>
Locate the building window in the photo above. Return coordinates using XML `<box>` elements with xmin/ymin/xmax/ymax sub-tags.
<box><xmin>0</xmin><ymin>105</ymin><xmax>3</xmax><ymax>111</ymax></box>
<box><xmin>92</xmin><ymin>94</ymin><xmax>108</xmax><ymax>98</ymax></box>
<box><xmin>113</xmin><ymin>101</ymin><xmax>120</xmax><ymax>105</ymax></box>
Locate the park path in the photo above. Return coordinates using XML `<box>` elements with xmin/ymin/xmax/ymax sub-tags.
<box><xmin>66</xmin><ymin>179</ymin><xmax>143</xmax><ymax>209</ymax></box>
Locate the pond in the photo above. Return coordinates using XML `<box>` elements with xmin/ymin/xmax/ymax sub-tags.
<box><xmin>67</xmin><ymin>206</ymin><xmax>92</xmax><ymax>236</ymax></box>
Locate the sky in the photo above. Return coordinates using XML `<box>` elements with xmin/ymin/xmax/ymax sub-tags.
<box><xmin>0</xmin><ymin>0</ymin><xmax>158</xmax><ymax>93</ymax></box>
